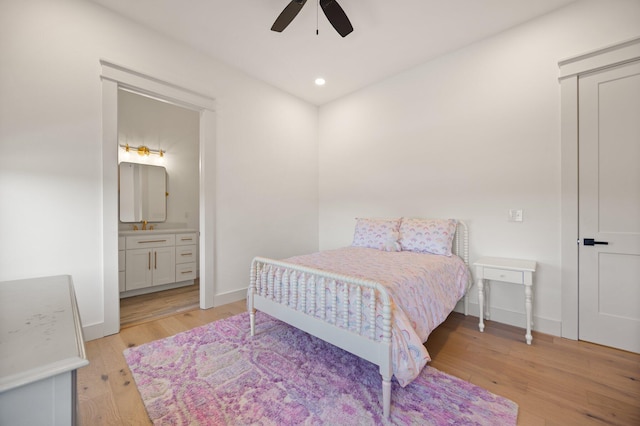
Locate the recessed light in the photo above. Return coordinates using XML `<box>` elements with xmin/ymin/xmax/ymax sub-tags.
<box><xmin>315</xmin><ymin>77</ymin><xmax>326</xmax><ymax>86</ymax></box>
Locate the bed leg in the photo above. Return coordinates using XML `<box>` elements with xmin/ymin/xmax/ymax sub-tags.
<box><xmin>250</xmin><ymin>309</ymin><xmax>256</xmax><ymax>336</ymax></box>
<box><xmin>382</xmin><ymin>376</ymin><xmax>391</xmax><ymax>419</ymax></box>
<box><xmin>464</xmin><ymin>293</ymin><xmax>469</xmax><ymax>316</ymax></box>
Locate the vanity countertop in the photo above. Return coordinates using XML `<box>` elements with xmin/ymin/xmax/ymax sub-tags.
<box><xmin>119</xmin><ymin>228</ymin><xmax>197</xmax><ymax>236</ymax></box>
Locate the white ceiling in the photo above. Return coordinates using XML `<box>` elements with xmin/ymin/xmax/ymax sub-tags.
<box><xmin>88</xmin><ymin>0</ymin><xmax>577</xmax><ymax>105</ymax></box>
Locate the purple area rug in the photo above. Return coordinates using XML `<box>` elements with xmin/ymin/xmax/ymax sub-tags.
<box><xmin>124</xmin><ymin>312</ymin><xmax>518</xmax><ymax>425</ymax></box>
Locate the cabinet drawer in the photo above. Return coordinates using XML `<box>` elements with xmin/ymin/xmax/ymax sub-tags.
<box><xmin>118</xmin><ymin>236</ymin><xmax>126</xmax><ymax>250</ymax></box>
<box><xmin>126</xmin><ymin>234</ymin><xmax>175</xmax><ymax>249</ymax></box>
<box><xmin>176</xmin><ymin>233</ymin><xmax>197</xmax><ymax>246</ymax></box>
<box><xmin>483</xmin><ymin>267</ymin><xmax>523</xmax><ymax>284</ymax></box>
<box><xmin>176</xmin><ymin>244</ymin><xmax>196</xmax><ymax>264</ymax></box>
<box><xmin>176</xmin><ymin>262</ymin><xmax>197</xmax><ymax>281</ymax></box>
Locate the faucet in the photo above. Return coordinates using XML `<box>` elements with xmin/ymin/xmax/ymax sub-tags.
<box><xmin>142</xmin><ymin>220</ymin><xmax>148</xmax><ymax>230</ymax></box>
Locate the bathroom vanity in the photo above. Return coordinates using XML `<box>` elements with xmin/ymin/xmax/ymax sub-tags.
<box><xmin>119</xmin><ymin>229</ymin><xmax>198</xmax><ymax>297</ymax></box>
<box><xmin>117</xmin><ymin>162</ymin><xmax>198</xmax><ymax>297</ymax></box>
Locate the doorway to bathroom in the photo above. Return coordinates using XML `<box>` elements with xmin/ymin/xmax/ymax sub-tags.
<box><xmin>117</xmin><ymin>89</ymin><xmax>201</xmax><ymax>327</ymax></box>
<box><xmin>101</xmin><ymin>60</ymin><xmax>216</xmax><ymax>337</ymax></box>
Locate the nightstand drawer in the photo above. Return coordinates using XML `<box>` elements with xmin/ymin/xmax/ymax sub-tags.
<box><xmin>483</xmin><ymin>267</ymin><xmax>523</xmax><ymax>284</ymax></box>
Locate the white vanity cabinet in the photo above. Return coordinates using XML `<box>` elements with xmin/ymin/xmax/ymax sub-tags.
<box><xmin>125</xmin><ymin>234</ymin><xmax>176</xmax><ymax>291</ymax></box>
<box><xmin>119</xmin><ymin>229</ymin><xmax>198</xmax><ymax>297</ymax></box>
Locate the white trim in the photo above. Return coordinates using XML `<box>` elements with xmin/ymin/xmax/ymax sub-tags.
<box><xmin>199</xmin><ymin>110</ymin><xmax>216</xmax><ymax>309</ymax></box>
<box><xmin>462</xmin><ymin>303</ymin><xmax>562</xmax><ymax>337</ymax></box>
<box><xmin>100</xmin><ymin>60</ymin><xmax>215</xmax><ymax>111</ymax></box>
<box><xmin>100</xmin><ymin>61</ymin><xmax>216</xmax><ymax>338</ymax></box>
<box><xmin>101</xmin><ymin>78</ymin><xmax>120</xmax><ymax>337</ymax></box>
<box><xmin>558</xmin><ymin>38</ymin><xmax>640</xmax><ymax>340</ymax></box>
<box><xmin>81</xmin><ymin>322</ymin><xmax>105</xmax><ymax>342</ymax></box>
<box><xmin>119</xmin><ymin>280</ymin><xmax>195</xmax><ymax>299</ymax></box>
<box><xmin>559</xmin><ymin>76</ymin><xmax>579</xmax><ymax>340</ymax></box>
<box><xmin>212</xmin><ymin>288</ymin><xmax>246</xmax><ymax>307</ymax></box>
<box><xmin>559</xmin><ymin>36</ymin><xmax>640</xmax><ymax>80</ymax></box>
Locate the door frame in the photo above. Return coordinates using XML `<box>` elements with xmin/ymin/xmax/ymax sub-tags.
<box><xmin>100</xmin><ymin>61</ymin><xmax>216</xmax><ymax>336</ymax></box>
<box><xmin>559</xmin><ymin>37</ymin><xmax>640</xmax><ymax>339</ymax></box>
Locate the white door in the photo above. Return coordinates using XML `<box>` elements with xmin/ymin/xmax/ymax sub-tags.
<box><xmin>578</xmin><ymin>60</ymin><xmax>640</xmax><ymax>353</ymax></box>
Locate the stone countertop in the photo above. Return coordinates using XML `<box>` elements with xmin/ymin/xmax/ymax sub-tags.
<box><xmin>119</xmin><ymin>228</ymin><xmax>197</xmax><ymax>236</ymax></box>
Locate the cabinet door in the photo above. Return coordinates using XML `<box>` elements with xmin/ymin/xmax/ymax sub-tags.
<box><xmin>152</xmin><ymin>247</ymin><xmax>176</xmax><ymax>286</ymax></box>
<box><xmin>125</xmin><ymin>249</ymin><xmax>152</xmax><ymax>291</ymax></box>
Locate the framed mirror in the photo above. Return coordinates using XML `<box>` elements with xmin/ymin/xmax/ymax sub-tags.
<box><xmin>119</xmin><ymin>162</ymin><xmax>167</xmax><ymax>222</ymax></box>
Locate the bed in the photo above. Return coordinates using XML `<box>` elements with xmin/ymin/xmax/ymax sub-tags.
<box><xmin>248</xmin><ymin>218</ymin><xmax>471</xmax><ymax>419</ymax></box>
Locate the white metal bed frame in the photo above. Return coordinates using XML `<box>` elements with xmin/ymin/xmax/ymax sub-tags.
<box><xmin>248</xmin><ymin>221</ymin><xmax>470</xmax><ymax>419</ymax></box>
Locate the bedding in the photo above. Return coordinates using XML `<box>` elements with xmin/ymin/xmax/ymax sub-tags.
<box><xmin>279</xmin><ymin>246</ymin><xmax>469</xmax><ymax>386</ymax></box>
<box><xmin>399</xmin><ymin>218</ymin><xmax>458</xmax><ymax>256</ymax></box>
<box><xmin>351</xmin><ymin>217</ymin><xmax>402</xmax><ymax>251</ymax></box>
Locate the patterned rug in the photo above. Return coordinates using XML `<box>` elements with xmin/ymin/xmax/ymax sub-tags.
<box><xmin>124</xmin><ymin>312</ymin><xmax>518</xmax><ymax>425</ymax></box>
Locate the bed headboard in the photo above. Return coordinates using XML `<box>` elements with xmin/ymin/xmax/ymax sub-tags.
<box><xmin>452</xmin><ymin>221</ymin><xmax>469</xmax><ymax>266</ymax></box>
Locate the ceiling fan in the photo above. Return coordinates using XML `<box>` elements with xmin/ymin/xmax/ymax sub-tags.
<box><xmin>271</xmin><ymin>0</ymin><xmax>354</xmax><ymax>37</ymax></box>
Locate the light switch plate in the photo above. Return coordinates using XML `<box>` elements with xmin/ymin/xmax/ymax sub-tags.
<box><xmin>508</xmin><ymin>209</ymin><xmax>523</xmax><ymax>222</ymax></box>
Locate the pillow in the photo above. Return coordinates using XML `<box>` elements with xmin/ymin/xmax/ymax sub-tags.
<box><xmin>352</xmin><ymin>217</ymin><xmax>402</xmax><ymax>252</ymax></box>
<box><xmin>399</xmin><ymin>218</ymin><xmax>457</xmax><ymax>256</ymax></box>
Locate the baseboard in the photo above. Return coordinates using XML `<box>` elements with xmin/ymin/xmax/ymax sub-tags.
<box><xmin>453</xmin><ymin>302</ymin><xmax>561</xmax><ymax>337</ymax></box>
<box><xmin>213</xmin><ymin>288</ymin><xmax>246</xmax><ymax>307</ymax></box>
<box><xmin>89</xmin><ymin>294</ymin><xmax>550</xmax><ymax>342</ymax></box>
<box><xmin>83</xmin><ymin>287</ymin><xmax>246</xmax><ymax>341</ymax></box>
<box><xmin>82</xmin><ymin>322</ymin><xmax>106</xmax><ymax>342</ymax></box>
<box><xmin>119</xmin><ymin>279</ymin><xmax>195</xmax><ymax>299</ymax></box>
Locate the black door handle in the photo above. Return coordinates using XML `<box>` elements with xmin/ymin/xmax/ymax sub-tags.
<box><xmin>584</xmin><ymin>238</ymin><xmax>608</xmax><ymax>246</ymax></box>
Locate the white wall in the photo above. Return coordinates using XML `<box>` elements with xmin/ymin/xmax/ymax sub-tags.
<box><xmin>0</xmin><ymin>0</ymin><xmax>319</xmax><ymax>333</ymax></box>
<box><xmin>118</xmin><ymin>90</ymin><xmax>200</xmax><ymax>230</ymax></box>
<box><xmin>318</xmin><ymin>0</ymin><xmax>640</xmax><ymax>335</ymax></box>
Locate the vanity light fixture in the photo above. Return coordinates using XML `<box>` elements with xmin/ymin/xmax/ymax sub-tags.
<box><xmin>121</xmin><ymin>143</ymin><xmax>165</xmax><ymax>158</ymax></box>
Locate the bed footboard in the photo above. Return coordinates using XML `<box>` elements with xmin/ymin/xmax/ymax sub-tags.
<box><xmin>248</xmin><ymin>257</ymin><xmax>393</xmax><ymax>418</ymax></box>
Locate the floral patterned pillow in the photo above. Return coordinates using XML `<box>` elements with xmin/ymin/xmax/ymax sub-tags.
<box><xmin>352</xmin><ymin>218</ymin><xmax>402</xmax><ymax>252</ymax></box>
<box><xmin>399</xmin><ymin>218</ymin><xmax>457</xmax><ymax>256</ymax></box>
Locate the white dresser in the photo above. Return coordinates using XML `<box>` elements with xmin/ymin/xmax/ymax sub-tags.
<box><xmin>0</xmin><ymin>275</ymin><xmax>88</xmax><ymax>425</ymax></box>
<box><xmin>119</xmin><ymin>229</ymin><xmax>198</xmax><ymax>297</ymax></box>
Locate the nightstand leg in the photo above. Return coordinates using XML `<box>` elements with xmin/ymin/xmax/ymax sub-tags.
<box><xmin>478</xmin><ymin>279</ymin><xmax>485</xmax><ymax>332</ymax></box>
<box><xmin>525</xmin><ymin>284</ymin><xmax>533</xmax><ymax>344</ymax></box>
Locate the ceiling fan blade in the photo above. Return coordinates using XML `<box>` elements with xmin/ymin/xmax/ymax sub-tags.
<box><xmin>319</xmin><ymin>0</ymin><xmax>353</xmax><ymax>37</ymax></box>
<box><xmin>271</xmin><ymin>0</ymin><xmax>308</xmax><ymax>32</ymax></box>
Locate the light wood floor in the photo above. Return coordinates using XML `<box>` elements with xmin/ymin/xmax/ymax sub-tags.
<box><xmin>120</xmin><ymin>281</ymin><xmax>200</xmax><ymax>328</ymax></box>
<box><xmin>78</xmin><ymin>303</ymin><xmax>640</xmax><ymax>425</ymax></box>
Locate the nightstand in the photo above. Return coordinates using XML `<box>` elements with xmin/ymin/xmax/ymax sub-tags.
<box><xmin>473</xmin><ymin>257</ymin><xmax>537</xmax><ymax>344</ymax></box>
